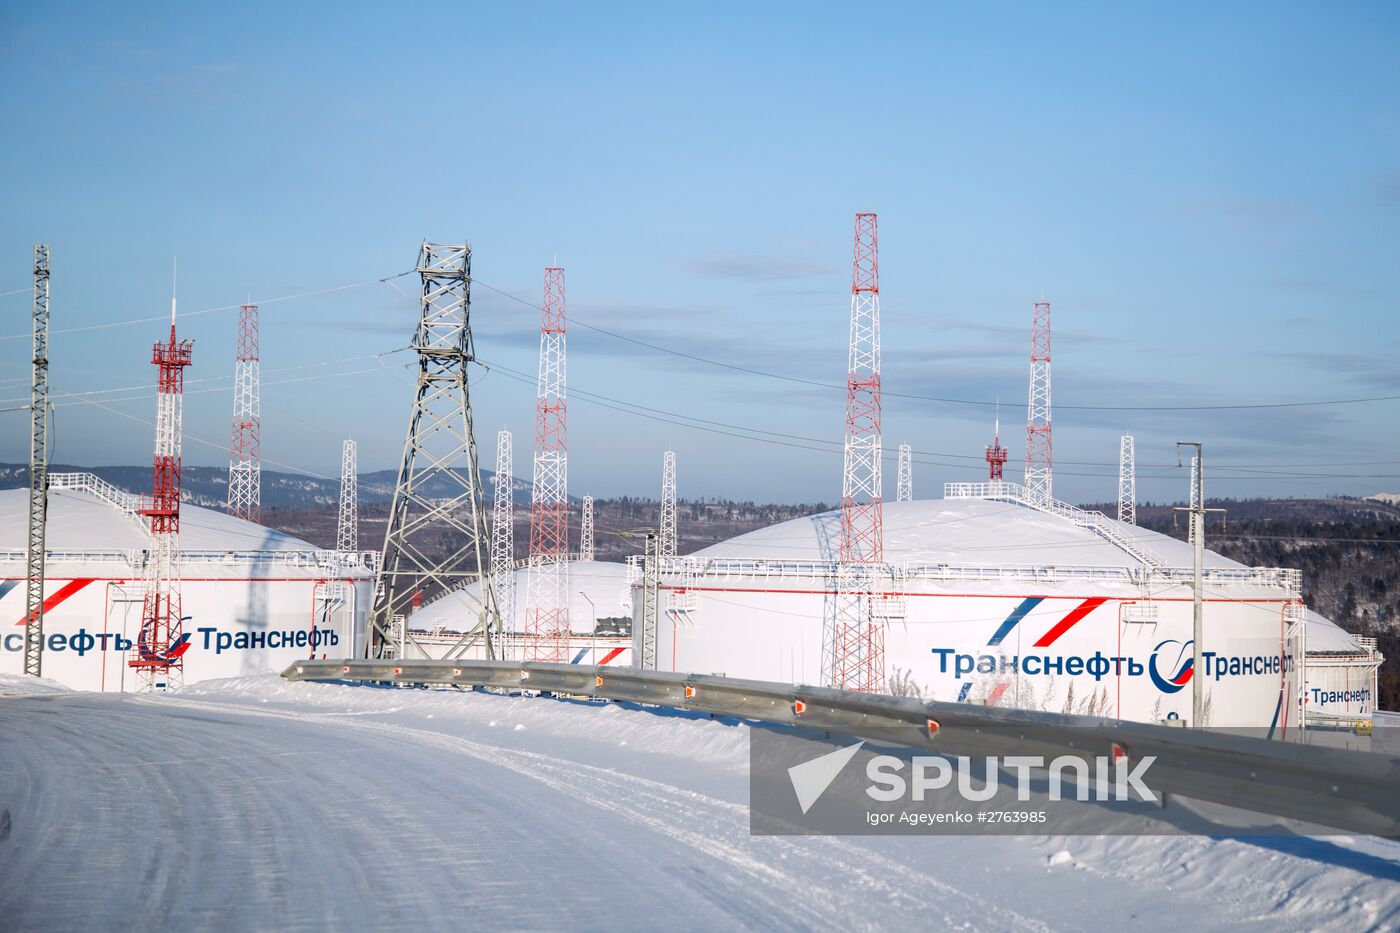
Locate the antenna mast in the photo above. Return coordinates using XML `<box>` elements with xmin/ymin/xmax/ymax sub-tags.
<box><xmin>492</xmin><ymin>429</ymin><xmax>516</xmax><ymax>658</ymax></box>
<box><xmin>337</xmin><ymin>439</ymin><xmax>358</xmax><ymax>551</ymax></box>
<box><xmin>131</xmin><ymin>278</ymin><xmax>194</xmax><ymax>691</ymax></box>
<box><xmin>1118</xmin><ymin>434</ymin><xmax>1136</xmax><ymax>525</ymax></box>
<box><xmin>826</xmin><ymin>212</ymin><xmax>885</xmax><ymax>693</ymax></box>
<box><xmin>896</xmin><ymin>443</ymin><xmax>913</xmax><ymax>502</ymax></box>
<box><xmin>579</xmin><ymin>494</ymin><xmax>595</xmax><ymax>562</ymax></box>
<box><xmin>659</xmin><ymin>451</ymin><xmax>678</xmax><ymax>559</ymax></box>
<box><xmin>524</xmin><ymin>267</ymin><xmax>570</xmax><ymax>662</ymax></box>
<box><xmin>227</xmin><ymin>303</ymin><xmax>261</xmax><ymax>521</ymax></box>
<box><xmin>1024</xmin><ymin>301</ymin><xmax>1052</xmax><ymax>502</ymax></box>
<box><xmin>23</xmin><ymin>244</ymin><xmax>50</xmax><ymax>678</ymax></box>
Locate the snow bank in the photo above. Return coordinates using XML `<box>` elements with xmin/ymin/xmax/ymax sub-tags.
<box><xmin>0</xmin><ymin>672</ymin><xmax>71</xmax><ymax>696</ymax></box>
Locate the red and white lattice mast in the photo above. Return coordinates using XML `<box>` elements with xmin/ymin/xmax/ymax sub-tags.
<box><xmin>1024</xmin><ymin>301</ymin><xmax>1052</xmax><ymax>502</ymax></box>
<box><xmin>826</xmin><ymin>212</ymin><xmax>885</xmax><ymax>693</ymax></box>
<box><xmin>227</xmin><ymin>302</ymin><xmax>261</xmax><ymax>521</ymax></box>
<box><xmin>985</xmin><ymin>414</ymin><xmax>1008</xmax><ymax>481</ymax></box>
<box><xmin>131</xmin><ymin>273</ymin><xmax>194</xmax><ymax>691</ymax></box>
<box><xmin>524</xmin><ymin>267</ymin><xmax>569</xmax><ymax>662</ymax></box>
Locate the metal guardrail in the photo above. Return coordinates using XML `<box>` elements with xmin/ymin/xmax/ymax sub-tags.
<box><xmin>284</xmin><ymin>658</ymin><xmax>1400</xmax><ymax>836</ymax></box>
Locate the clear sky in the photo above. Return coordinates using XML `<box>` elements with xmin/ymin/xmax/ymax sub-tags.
<box><xmin>2</xmin><ymin>2</ymin><xmax>1398</xmax><ymax>505</ymax></box>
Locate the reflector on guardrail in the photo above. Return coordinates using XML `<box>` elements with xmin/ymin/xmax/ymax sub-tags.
<box><xmin>792</xmin><ymin>700</ymin><xmax>807</xmax><ymax>716</ymax></box>
<box><xmin>684</xmin><ymin>684</ymin><xmax>696</xmax><ymax>700</ymax></box>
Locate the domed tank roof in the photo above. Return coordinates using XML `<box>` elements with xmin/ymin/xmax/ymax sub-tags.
<box><xmin>0</xmin><ymin>485</ymin><xmax>318</xmax><ymax>553</ymax></box>
<box><xmin>694</xmin><ymin>499</ymin><xmax>1239</xmax><ymax>569</ymax></box>
<box><xmin>694</xmin><ymin>498</ymin><xmax>1364</xmax><ymax>653</ymax></box>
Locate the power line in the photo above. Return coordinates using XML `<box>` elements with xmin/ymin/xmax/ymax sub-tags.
<box><xmin>471</xmin><ymin>277</ymin><xmax>1400</xmax><ymax>413</ymax></box>
<box><xmin>477</xmin><ymin>358</ymin><xmax>1400</xmax><ymax>482</ymax></box>
<box><xmin>0</xmin><ymin>270</ymin><xmax>415</xmax><ymax>342</ymax></box>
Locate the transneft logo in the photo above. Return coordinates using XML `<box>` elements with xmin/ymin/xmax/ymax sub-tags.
<box><xmin>787</xmin><ymin>741</ymin><xmax>1160</xmax><ymax>814</ymax></box>
<box><xmin>1148</xmin><ymin>639</ymin><xmax>1194</xmax><ymax>694</ymax></box>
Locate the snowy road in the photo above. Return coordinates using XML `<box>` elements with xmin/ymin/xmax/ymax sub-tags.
<box><xmin>2</xmin><ymin>678</ymin><xmax>1399</xmax><ymax>931</ymax></box>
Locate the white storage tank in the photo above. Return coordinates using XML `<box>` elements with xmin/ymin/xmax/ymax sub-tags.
<box><xmin>407</xmin><ymin>559</ymin><xmax>634</xmax><ymax>665</ymax></box>
<box><xmin>631</xmin><ymin>485</ymin><xmax>1378</xmax><ymax>730</ymax></box>
<box><xmin>0</xmin><ymin>474</ymin><xmax>374</xmax><ymax>691</ymax></box>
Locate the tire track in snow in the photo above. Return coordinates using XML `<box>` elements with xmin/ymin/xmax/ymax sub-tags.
<box><xmin>159</xmin><ymin>695</ymin><xmax>1049</xmax><ymax>932</ymax></box>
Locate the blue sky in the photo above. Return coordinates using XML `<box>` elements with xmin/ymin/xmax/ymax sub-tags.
<box><xmin>1</xmin><ymin>2</ymin><xmax>1398</xmax><ymax>504</ymax></box>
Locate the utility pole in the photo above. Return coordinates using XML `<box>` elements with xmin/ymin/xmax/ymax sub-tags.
<box><xmin>24</xmin><ymin>244</ymin><xmax>50</xmax><ymax>678</ymax></box>
<box><xmin>1174</xmin><ymin>442</ymin><xmax>1225</xmax><ymax>728</ymax></box>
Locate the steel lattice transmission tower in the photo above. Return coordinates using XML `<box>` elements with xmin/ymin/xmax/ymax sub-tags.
<box><xmin>491</xmin><ymin>429</ymin><xmax>516</xmax><ymax>657</ymax></box>
<box><xmin>659</xmin><ymin>451</ymin><xmax>678</xmax><ymax>559</ymax></box>
<box><xmin>1024</xmin><ymin>301</ymin><xmax>1052</xmax><ymax>502</ymax></box>
<box><xmin>131</xmin><ymin>283</ymin><xmax>194</xmax><ymax>692</ymax></box>
<box><xmin>524</xmin><ymin>267</ymin><xmax>570</xmax><ymax>662</ymax></box>
<box><xmin>337</xmin><ymin>439</ymin><xmax>358</xmax><ymax>551</ymax></box>
<box><xmin>369</xmin><ymin>243</ymin><xmax>500</xmax><ymax>659</ymax></box>
<box><xmin>227</xmin><ymin>303</ymin><xmax>261</xmax><ymax>522</ymax></box>
<box><xmin>1118</xmin><ymin>434</ymin><xmax>1136</xmax><ymax>526</ymax></box>
<box><xmin>579</xmin><ymin>495</ymin><xmax>595</xmax><ymax>562</ymax></box>
<box><xmin>23</xmin><ymin>245</ymin><xmax>51</xmax><ymax>678</ymax></box>
<box><xmin>896</xmin><ymin>443</ymin><xmax>912</xmax><ymax>502</ymax></box>
<box><xmin>826</xmin><ymin>212</ymin><xmax>885</xmax><ymax>693</ymax></box>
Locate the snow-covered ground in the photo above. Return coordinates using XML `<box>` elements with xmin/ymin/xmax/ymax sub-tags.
<box><xmin>2</xmin><ymin>676</ymin><xmax>1398</xmax><ymax>931</ymax></box>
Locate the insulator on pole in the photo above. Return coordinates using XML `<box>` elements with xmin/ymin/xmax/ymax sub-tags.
<box><xmin>1024</xmin><ymin>301</ymin><xmax>1052</xmax><ymax>502</ymax></box>
<box><xmin>826</xmin><ymin>212</ymin><xmax>885</xmax><ymax>693</ymax></box>
<box><xmin>525</xmin><ymin>267</ymin><xmax>570</xmax><ymax>662</ymax></box>
<box><xmin>1118</xmin><ymin>434</ymin><xmax>1136</xmax><ymax>526</ymax></box>
<box><xmin>337</xmin><ymin>439</ymin><xmax>358</xmax><ymax>551</ymax></box>
<box><xmin>227</xmin><ymin>303</ymin><xmax>261</xmax><ymax>522</ymax></box>
<box><xmin>896</xmin><ymin>443</ymin><xmax>913</xmax><ymax>502</ymax></box>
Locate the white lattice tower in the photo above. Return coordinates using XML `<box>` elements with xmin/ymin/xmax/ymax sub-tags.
<box><xmin>659</xmin><ymin>451</ymin><xmax>678</xmax><ymax>559</ymax></box>
<box><xmin>337</xmin><ymin>438</ymin><xmax>358</xmax><ymax>551</ymax></box>
<box><xmin>525</xmin><ymin>267</ymin><xmax>570</xmax><ymax>662</ymax></box>
<box><xmin>1024</xmin><ymin>301</ymin><xmax>1052</xmax><ymax>503</ymax></box>
<box><xmin>491</xmin><ymin>429</ymin><xmax>516</xmax><ymax>658</ymax></box>
<box><xmin>23</xmin><ymin>245</ymin><xmax>50</xmax><ymax>678</ymax></box>
<box><xmin>227</xmin><ymin>303</ymin><xmax>261</xmax><ymax>522</ymax></box>
<box><xmin>1118</xmin><ymin>434</ymin><xmax>1136</xmax><ymax>526</ymax></box>
<box><xmin>826</xmin><ymin>212</ymin><xmax>885</xmax><ymax>693</ymax></box>
<box><xmin>579</xmin><ymin>494</ymin><xmax>595</xmax><ymax>562</ymax></box>
<box><xmin>896</xmin><ymin>443</ymin><xmax>913</xmax><ymax>502</ymax></box>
